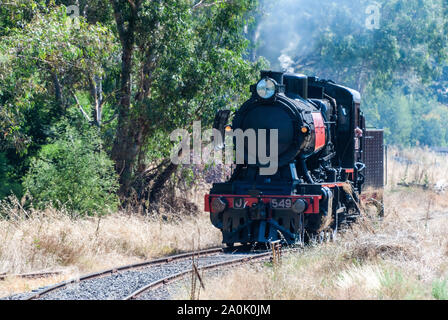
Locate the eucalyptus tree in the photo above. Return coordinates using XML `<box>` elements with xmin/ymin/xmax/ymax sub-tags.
<box><xmin>1</xmin><ymin>0</ymin><xmax>265</xmax><ymax>205</ymax></box>
<box><xmin>0</xmin><ymin>5</ymin><xmax>117</xmax><ymax>153</ymax></box>
<box><xmin>107</xmin><ymin>0</ymin><xmax>263</xmax><ymax>198</ymax></box>
<box><xmin>256</xmin><ymin>0</ymin><xmax>448</xmax><ymax>94</ymax></box>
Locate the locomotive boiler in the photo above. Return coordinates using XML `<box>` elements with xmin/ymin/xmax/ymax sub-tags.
<box><xmin>205</xmin><ymin>70</ymin><xmax>373</xmax><ymax>247</ymax></box>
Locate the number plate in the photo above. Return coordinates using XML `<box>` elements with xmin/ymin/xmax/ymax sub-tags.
<box><xmin>270</xmin><ymin>198</ymin><xmax>293</xmax><ymax>209</ymax></box>
<box><xmin>233</xmin><ymin>198</ymin><xmax>246</xmax><ymax>209</ymax></box>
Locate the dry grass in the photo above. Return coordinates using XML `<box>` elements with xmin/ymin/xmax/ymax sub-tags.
<box><xmin>176</xmin><ymin>147</ymin><xmax>448</xmax><ymax>300</ymax></box>
<box><xmin>0</xmin><ymin>274</ymin><xmax>71</xmax><ymax>296</ymax></box>
<box><xmin>2</xmin><ymin>147</ymin><xmax>447</xmax><ymax>299</ymax></box>
<box><xmin>0</xmin><ymin>183</ymin><xmax>221</xmax><ymax>297</ymax></box>
<box><xmin>387</xmin><ymin>146</ymin><xmax>448</xmax><ymax>188</ymax></box>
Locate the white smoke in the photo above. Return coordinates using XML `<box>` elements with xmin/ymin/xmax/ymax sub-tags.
<box><xmin>256</xmin><ymin>0</ymin><xmax>366</xmax><ymax>71</ymax></box>
<box><xmin>278</xmin><ymin>54</ymin><xmax>295</xmax><ymax>73</ymax></box>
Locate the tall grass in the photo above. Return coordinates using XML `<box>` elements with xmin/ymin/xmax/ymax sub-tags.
<box><xmin>432</xmin><ymin>279</ymin><xmax>448</xmax><ymax>300</ymax></box>
<box><xmin>1</xmin><ymin>147</ymin><xmax>447</xmax><ymax>299</ymax></box>
<box><xmin>176</xmin><ymin>148</ymin><xmax>448</xmax><ymax>300</ymax></box>
<box><xmin>387</xmin><ymin>146</ymin><xmax>448</xmax><ymax>188</ymax></box>
<box><xmin>0</xmin><ymin>184</ymin><xmax>221</xmax><ymax>297</ymax></box>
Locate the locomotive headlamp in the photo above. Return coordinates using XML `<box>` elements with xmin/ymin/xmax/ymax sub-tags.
<box><xmin>211</xmin><ymin>197</ymin><xmax>227</xmax><ymax>214</ymax></box>
<box><xmin>292</xmin><ymin>199</ymin><xmax>307</xmax><ymax>214</ymax></box>
<box><xmin>256</xmin><ymin>78</ymin><xmax>277</xmax><ymax>99</ymax></box>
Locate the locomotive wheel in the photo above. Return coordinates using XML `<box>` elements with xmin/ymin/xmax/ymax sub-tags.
<box><xmin>307</xmin><ymin>229</ymin><xmax>337</xmax><ymax>244</ymax></box>
<box><xmin>323</xmin><ymin>226</ymin><xmax>337</xmax><ymax>242</ymax></box>
<box><xmin>330</xmin><ymin>228</ymin><xmax>337</xmax><ymax>241</ymax></box>
<box><xmin>324</xmin><ymin>228</ymin><xmax>337</xmax><ymax>242</ymax></box>
<box><xmin>323</xmin><ymin>230</ymin><xmax>331</xmax><ymax>243</ymax></box>
<box><xmin>318</xmin><ymin>231</ymin><xmax>326</xmax><ymax>244</ymax></box>
<box><xmin>306</xmin><ymin>231</ymin><xmax>324</xmax><ymax>244</ymax></box>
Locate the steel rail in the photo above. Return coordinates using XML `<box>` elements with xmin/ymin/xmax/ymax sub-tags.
<box><xmin>24</xmin><ymin>247</ymin><xmax>224</xmax><ymax>300</ymax></box>
<box><xmin>123</xmin><ymin>251</ymin><xmax>272</xmax><ymax>300</ymax></box>
<box><xmin>0</xmin><ymin>271</ymin><xmax>63</xmax><ymax>281</ymax></box>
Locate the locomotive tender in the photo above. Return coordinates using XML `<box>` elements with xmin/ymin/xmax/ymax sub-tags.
<box><xmin>205</xmin><ymin>70</ymin><xmax>374</xmax><ymax>247</ymax></box>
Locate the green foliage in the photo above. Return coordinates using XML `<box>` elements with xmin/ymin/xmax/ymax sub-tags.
<box><xmin>0</xmin><ymin>152</ymin><xmax>22</xmax><ymax>199</ymax></box>
<box><xmin>0</xmin><ymin>0</ymin><xmax>49</xmax><ymax>37</ymax></box>
<box><xmin>105</xmin><ymin>0</ymin><xmax>266</xmax><ymax>192</ymax></box>
<box><xmin>258</xmin><ymin>0</ymin><xmax>447</xmax><ymax>92</ymax></box>
<box><xmin>0</xmin><ymin>4</ymin><xmax>117</xmax><ymax>154</ymax></box>
<box><xmin>138</xmin><ymin>0</ymin><xmax>265</xmax><ymax>137</ymax></box>
<box><xmin>0</xmin><ymin>0</ymin><xmax>266</xmax><ymax>204</ymax></box>
<box><xmin>255</xmin><ymin>0</ymin><xmax>448</xmax><ymax>147</ymax></box>
<box><xmin>432</xmin><ymin>278</ymin><xmax>448</xmax><ymax>300</ymax></box>
<box><xmin>23</xmin><ymin>123</ymin><xmax>119</xmax><ymax>215</ymax></box>
<box><xmin>3</xmin><ymin>0</ymin><xmax>447</xmax><ymax>209</ymax></box>
<box><xmin>0</xmin><ymin>2</ymin><xmax>120</xmax><ymax>205</ymax></box>
<box><xmin>363</xmin><ymin>88</ymin><xmax>448</xmax><ymax>146</ymax></box>
<box><xmin>55</xmin><ymin>0</ymin><xmax>114</xmax><ymax>25</ymax></box>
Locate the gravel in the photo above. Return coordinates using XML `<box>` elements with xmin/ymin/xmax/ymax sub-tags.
<box><xmin>137</xmin><ymin>265</ymin><xmax>236</xmax><ymax>300</ymax></box>
<box><xmin>3</xmin><ymin>252</ymin><xmax>260</xmax><ymax>300</ymax></box>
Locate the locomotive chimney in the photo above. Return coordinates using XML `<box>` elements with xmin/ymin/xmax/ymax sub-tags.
<box><xmin>283</xmin><ymin>73</ymin><xmax>308</xmax><ymax>100</ymax></box>
<box><xmin>260</xmin><ymin>70</ymin><xmax>284</xmax><ymax>84</ymax></box>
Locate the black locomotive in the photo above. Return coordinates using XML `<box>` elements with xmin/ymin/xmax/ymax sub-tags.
<box><xmin>205</xmin><ymin>70</ymin><xmax>373</xmax><ymax>246</ymax></box>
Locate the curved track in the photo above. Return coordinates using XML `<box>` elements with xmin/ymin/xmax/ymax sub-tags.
<box><xmin>124</xmin><ymin>251</ymin><xmax>271</xmax><ymax>300</ymax></box>
<box><xmin>20</xmin><ymin>246</ymin><xmax>271</xmax><ymax>300</ymax></box>
<box><xmin>23</xmin><ymin>248</ymin><xmax>222</xmax><ymax>300</ymax></box>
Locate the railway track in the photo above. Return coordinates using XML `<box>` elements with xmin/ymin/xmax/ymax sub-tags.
<box><xmin>124</xmin><ymin>251</ymin><xmax>271</xmax><ymax>300</ymax></box>
<box><xmin>17</xmin><ymin>246</ymin><xmax>272</xmax><ymax>300</ymax></box>
<box><xmin>0</xmin><ymin>271</ymin><xmax>63</xmax><ymax>281</ymax></box>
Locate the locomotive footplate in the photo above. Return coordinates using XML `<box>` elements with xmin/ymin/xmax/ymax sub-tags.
<box><xmin>248</xmin><ymin>199</ymin><xmax>268</xmax><ymax>220</ymax></box>
<box><xmin>205</xmin><ymin>194</ymin><xmax>322</xmax><ymax>214</ymax></box>
<box><xmin>220</xmin><ymin>208</ymin><xmax>305</xmax><ymax>244</ymax></box>
<box><xmin>205</xmin><ymin>194</ymin><xmax>322</xmax><ymax>244</ymax></box>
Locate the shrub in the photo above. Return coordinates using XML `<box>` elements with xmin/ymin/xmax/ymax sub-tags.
<box><xmin>23</xmin><ymin>125</ymin><xmax>119</xmax><ymax>216</ymax></box>
<box><xmin>0</xmin><ymin>152</ymin><xmax>22</xmax><ymax>199</ymax></box>
<box><xmin>432</xmin><ymin>279</ymin><xmax>448</xmax><ymax>300</ymax></box>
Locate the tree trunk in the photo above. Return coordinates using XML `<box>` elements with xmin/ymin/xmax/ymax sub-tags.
<box><xmin>51</xmin><ymin>71</ymin><xmax>64</xmax><ymax>111</ymax></box>
<box><xmin>110</xmin><ymin>0</ymin><xmax>140</xmax><ymax>197</ymax></box>
<box><xmin>149</xmin><ymin>163</ymin><xmax>179</xmax><ymax>205</ymax></box>
<box><xmin>90</xmin><ymin>75</ymin><xmax>103</xmax><ymax>126</ymax></box>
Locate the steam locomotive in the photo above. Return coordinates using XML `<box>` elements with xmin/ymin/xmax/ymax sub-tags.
<box><xmin>205</xmin><ymin>71</ymin><xmax>377</xmax><ymax>247</ymax></box>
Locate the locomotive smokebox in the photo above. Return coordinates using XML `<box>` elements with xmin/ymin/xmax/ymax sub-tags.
<box><xmin>283</xmin><ymin>73</ymin><xmax>308</xmax><ymax>100</ymax></box>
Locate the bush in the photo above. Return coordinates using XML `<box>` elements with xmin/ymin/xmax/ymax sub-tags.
<box><xmin>363</xmin><ymin>89</ymin><xmax>448</xmax><ymax>147</ymax></box>
<box><xmin>0</xmin><ymin>152</ymin><xmax>22</xmax><ymax>199</ymax></box>
<box><xmin>432</xmin><ymin>279</ymin><xmax>448</xmax><ymax>300</ymax></box>
<box><xmin>23</xmin><ymin>125</ymin><xmax>119</xmax><ymax>216</ymax></box>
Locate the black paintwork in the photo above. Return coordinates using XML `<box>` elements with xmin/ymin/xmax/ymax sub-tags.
<box><xmin>209</xmin><ymin>71</ymin><xmax>381</xmax><ymax>245</ymax></box>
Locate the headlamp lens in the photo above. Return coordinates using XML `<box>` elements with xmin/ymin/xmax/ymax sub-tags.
<box><xmin>256</xmin><ymin>78</ymin><xmax>276</xmax><ymax>99</ymax></box>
